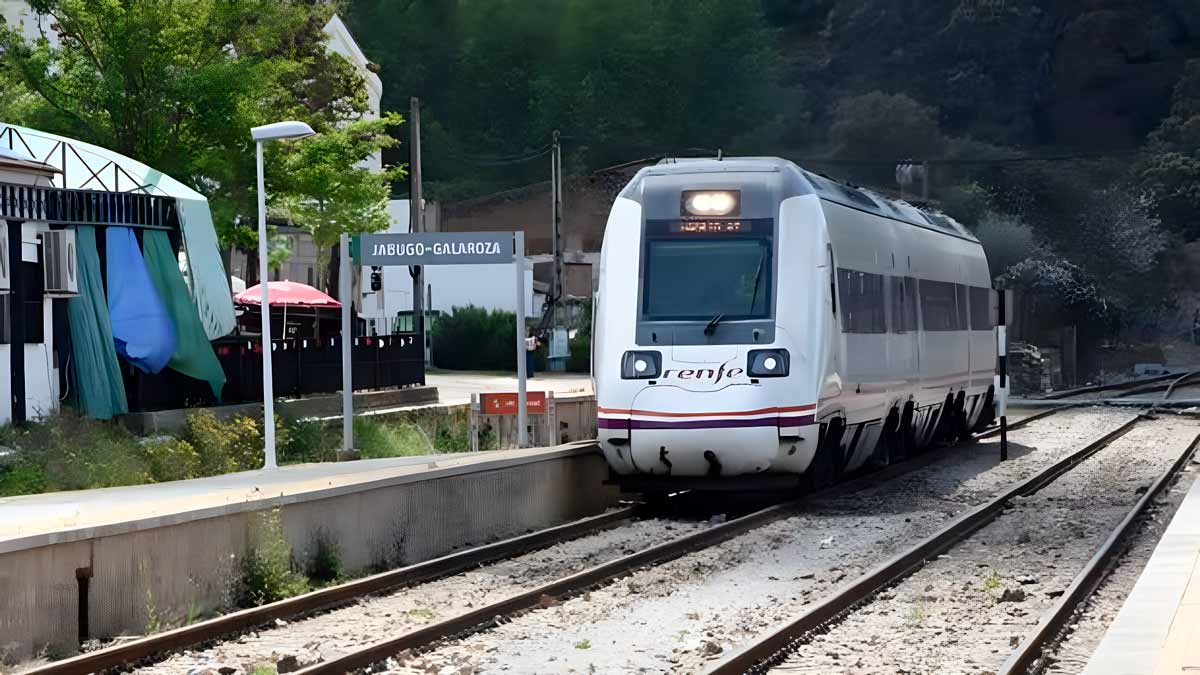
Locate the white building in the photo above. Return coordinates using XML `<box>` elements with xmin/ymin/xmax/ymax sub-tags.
<box><xmin>0</xmin><ymin>149</ymin><xmax>61</xmax><ymax>423</ymax></box>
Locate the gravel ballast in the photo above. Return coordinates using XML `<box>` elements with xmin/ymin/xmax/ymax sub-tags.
<box><xmin>1039</xmin><ymin>432</ymin><xmax>1200</xmax><ymax>674</ymax></box>
<box><xmin>766</xmin><ymin>416</ymin><xmax>1200</xmax><ymax>675</ymax></box>
<box><xmin>387</xmin><ymin>409</ymin><xmax>1137</xmax><ymax>674</ymax></box>
<box><xmin>133</xmin><ymin>517</ymin><xmax>712</xmax><ymax>675</ymax></box>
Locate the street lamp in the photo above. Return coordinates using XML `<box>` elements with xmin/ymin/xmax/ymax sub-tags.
<box><xmin>251</xmin><ymin>120</ymin><xmax>315</xmax><ymax>469</ymax></box>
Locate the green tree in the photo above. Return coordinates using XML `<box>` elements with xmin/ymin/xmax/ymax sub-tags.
<box><xmin>0</xmin><ymin>0</ymin><xmax>397</xmax><ymax>252</ymax></box>
<box><xmin>274</xmin><ymin>113</ymin><xmax>407</xmax><ymax>287</ymax></box>
<box><xmin>348</xmin><ymin>0</ymin><xmax>781</xmax><ymax>198</ymax></box>
<box><xmin>1141</xmin><ymin>59</ymin><xmax>1200</xmax><ymax>240</ymax></box>
<box><xmin>829</xmin><ymin>92</ymin><xmax>946</xmax><ymax>160</ymax></box>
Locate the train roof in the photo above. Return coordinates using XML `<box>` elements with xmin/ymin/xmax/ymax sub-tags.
<box><xmin>645</xmin><ymin>156</ymin><xmax>977</xmax><ymax>242</ymax></box>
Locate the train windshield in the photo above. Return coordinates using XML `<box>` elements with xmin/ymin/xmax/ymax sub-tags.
<box><xmin>642</xmin><ymin>237</ymin><xmax>772</xmax><ymax>321</ymax></box>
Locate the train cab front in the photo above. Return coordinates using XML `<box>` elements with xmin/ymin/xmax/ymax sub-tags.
<box><xmin>595</xmin><ymin>159</ymin><xmax>824</xmax><ymax>488</ymax></box>
<box><xmin>598</xmin><ymin>346</ymin><xmax>819</xmax><ymax>484</ymax></box>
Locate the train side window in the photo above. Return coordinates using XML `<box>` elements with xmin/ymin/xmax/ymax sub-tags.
<box><xmin>828</xmin><ymin>245</ymin><xmax>837</xmax><ymax>315</ymax></box>
<box><xmin>969</xmin><ymin>286</ymin><xmax>992</xmax><ymax>330</ymax></box>
<box><xmin>889</xmin><ymin>276</ymin><xmax>919</xmax><ymax>333</ymax></box>
<box><xmin>956</xmin><ymin>284</ymin><xmax>969</xmax><ymax>330</ymax></box>
<box><xmin>919</xmin><ymin>279</ymin><xmax>961</xmax><ymax>331</ymax></box>
<box><xmin>838</xmin><ymin>268</ymin><xmax>886</xmax><ymax>334</ymax></box>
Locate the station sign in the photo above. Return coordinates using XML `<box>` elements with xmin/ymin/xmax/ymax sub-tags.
<box><xmin>355</xmin><ymin>232</ymin><xmax>513</xmax><ymax>266</ymax></box>
<box><xmin>481</xmin><ymin>391</ymin><xmax>546</xmax><ymax>415</ymax></box>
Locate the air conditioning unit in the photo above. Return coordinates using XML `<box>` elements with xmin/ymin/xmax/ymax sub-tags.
<box><xmin>0</xmin><ymin>222</ymin><xmax>10</xmax><ymax>294</ymax></box>
<box><xmin>41</xmin><ymin>229</ymin><xmax>79</xmax><ymax>296</ymax></box>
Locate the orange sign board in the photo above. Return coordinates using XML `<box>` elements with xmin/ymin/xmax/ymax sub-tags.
<box><xmin>480</xmin><ymin>391</ymin><xmax>546</xmax><ymax>415</ymax></box>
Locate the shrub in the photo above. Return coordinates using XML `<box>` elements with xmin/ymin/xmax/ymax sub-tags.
<box><xmin>280</xmin><ymin>418</ymin><xmax>335</xmax><ymax>464</ymax></box>
<box><xmin>354</xmin><ymin>418</ymin><xmax>432</xmax><ymax>458</ymax></box>
<box><xmin>181</xmin><ymin>411</ymin><xmax>290</xmax><ymax>474</ymax></box>
<box><xmin>0</xmin><ymin>410</ymin><xmax>152</xmax><ymax>494</ymax></box>
<box><xmin>431</xmin><ymin>305</ymin><xmax>517</xmax><ymax>371</ymax></box>
<box><xmin>239</xmin><ymin>509</ymin><xmax>308</xmax><ymax>607</ymax></box>
<box><xmin>141</xmin><ymin>438</ymin><xmax>201</xmax><ymax>482</ymax></box>
<box><xmin>182</xmin><ymin>410</ymin><xmax>237</xmax><ymax>475</ymax></box>
<box><xmin>566</xmin><ymin>299</ymin><xmax>592</xmax><ymax>374</ymax></box>
<box><xmin>971</xmin><ymin>211</ymin><xmax>1036</xmax><ymax>279</ymax></box>
<box><xmin>306</xmin><ymin>529</ymin><xmax>343</xmax><ymax>583</ymax></box>
<box><xmin>0</xmin><ymin>462</ymin><xmax>47</xmax><ymax>496</ymax></box>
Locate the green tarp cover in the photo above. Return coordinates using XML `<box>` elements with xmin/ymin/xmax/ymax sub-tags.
<box><xmin>67</xmin><ymin>226</ymin><xmax>129</xmax><ymax>419</ymax></box>
<box><xmin>143</xmin><ymin>230</ymin><xmax>226</xmax><ymax>399</ymax></box>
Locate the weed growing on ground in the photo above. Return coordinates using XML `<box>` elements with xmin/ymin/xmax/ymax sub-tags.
<box><xmin>143</xmin><ymin>586</ymin><xmax>162</xmax><ymax>635</ymax></box>
<box><xmin>983</xmin><ymin>569</ymin><xmax>1003</xmax><ymax>599</ymax></box>
<box><xmin>239</xmin><ymin>510</ymin><xmax>309</xmax><ymax>607</ymax></box>
<box><xmin>407</xmin><ymin>607</ymin><xmax>436</xmax><ymax>620</ymax></box>
<box><xmin>0</xmin><ymin>400</ymin><xmax>485</xmax><ymax>497</ymax></box>
<box><xmin>905</xmin><ymin>599</ymin><xmax>928</xmax><ymax>627</ymax></box>
<box><xmin>574</xmin><ymin>639</ymin><xmax>592</xmax><ymax>650</ymax></box>
<box><xmin>306</xmin><ymin>528</ymin><xmax>343</xmax><ymax>583</ymax></box>
<box><xmin>248</xmin><ymin>666</ymin><xmax>277</xmax><ymax>675</ymax></box>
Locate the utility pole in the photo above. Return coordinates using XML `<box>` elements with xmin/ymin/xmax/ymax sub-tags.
<box><xmin>551</xmin><ymin>130</ymin><xmax>564</xmax><ymax>331</ymax></box>
<box><xmin>409</xmin><ymin>97</ymin><xmax>424</xmax><ymax>339</ymax></box>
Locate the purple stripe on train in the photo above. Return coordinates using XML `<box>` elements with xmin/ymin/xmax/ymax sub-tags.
<box><xmin>597</xmin><ymin>415</ymin><xmax>815</xmax><ymax>430</ymax></box>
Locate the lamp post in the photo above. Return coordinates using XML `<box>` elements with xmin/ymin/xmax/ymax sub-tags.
<box><xmin>251</xmin><ymin>120</ymin><xmax>315</xmax><ymax>469</ymax></box>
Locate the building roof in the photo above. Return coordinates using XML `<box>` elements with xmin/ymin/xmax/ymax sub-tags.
<box><xmin>0</xmin><ymin>146</ymin><xmax>59</xmax><ymax>176</ymax></box>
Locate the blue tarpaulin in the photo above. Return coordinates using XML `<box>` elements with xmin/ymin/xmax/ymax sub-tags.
<box><xmin>106</xmin><ymin>226</ymin><xmax>177</xmax><ymax>373</ymax></box>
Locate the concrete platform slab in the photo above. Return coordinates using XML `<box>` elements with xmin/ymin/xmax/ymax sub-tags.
<box><xmin>1084</xmin><ymin>463</ymin><xmax>1200</xmax><ymax>675</ymax></box>
<box><xmin>425</xmin><ymin>370</ymin><xmax>591</xmax><ymax>406</ymax></box>
<box><xmin>0</xmin><ymin>444</ymin><xmax>616</xmax><ymax>661</ymax></box>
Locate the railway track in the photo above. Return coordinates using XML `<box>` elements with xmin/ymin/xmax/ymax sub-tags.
<box><xmin>26</xmin><ymin>404</ymin><xmax>1087</xmax><ymax>675</ymax></box>
<box><xmin>706</xmin><ymin>382</ymin><xmax>1200</xmax><ymax>675</ymax></box>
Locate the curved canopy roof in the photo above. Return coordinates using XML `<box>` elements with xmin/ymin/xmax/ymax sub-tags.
<box><xmin>0</xmin><ymin>122</ymin><xmax>235</xmax><ymax>339</ymax></box>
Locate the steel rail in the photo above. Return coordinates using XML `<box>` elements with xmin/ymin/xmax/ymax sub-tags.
<box><xmin>997</xmin><ymin>429</ymin><xmax>1200</xmax><ymax>674</ymax></box>
<box><xmin>1039</xmin><ymin>373</ymin><xmax>1179</xmax><ymax>400</ymax></box>
<box><xmin>1160</xmin><ymin>370</ymin><xmax>1200</xmax><ymax>405</ymax></box>
<box><xmin>703</xmin><ymin>414</ymin><xmax>1143</xmax><ymax>675</ymax></box>
<box><xmin>292</xmin><ymin>499</ymin><xmax>804</xmax><ymax>674</ymax></box>
<box><xmin>285</xmin><ymin>406</ymin><xmax>1092</xmax><ymax>674</ymax></box>
<box><xmin>25</xmin><ymin>507</ymin><xmax>639</xmax><ymax>675</ymax></box>
<box><xmin>31</xmin><ymin>401</ymin><xmax>1077</xmax><ymax>674</ymax></box>
<box><xmin>976</xmin><ymin>404</ymin><xmax>1073</xmax><ymax>438</ymax></box>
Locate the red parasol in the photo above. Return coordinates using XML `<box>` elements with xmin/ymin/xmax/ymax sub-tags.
<box><xmin>234</xmin><ymin>281</ymin><xmax>341</xmax><ymax>308</ymax></box>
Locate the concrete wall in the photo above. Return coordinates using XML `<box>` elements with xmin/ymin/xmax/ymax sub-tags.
<box><xmin>0</xmin><ymin>445</ymin><xmax>616</xmax><ymax>662</ymax></box>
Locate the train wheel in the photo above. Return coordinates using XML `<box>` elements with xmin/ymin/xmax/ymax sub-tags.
<box><xmin>931</xmin><ymin>393</ymin><xmax>955</xmax><ymax>446</ymax></box>
<box><xmin>898</xmin><ymin>402</ymin><xmax>916</xmax><ymax>458</ymax></box>
<box><xmin>881</xmin><ymin>406</ymin><xmax>902</xmax><ymax>464</ymax></box>
<box><xmin>973</xmin><ymin>386</ymin><xmax>996</xmax><ymax>432</ymax></box>
<box><xmin>953</xmin><ymin>391</ymin><xmax>969</xmax><ymax>442</ymax></box>
<box><xmin>808</xmin><ymin>417</ymin><xmax>844</xmax><ymax>490</ymax></box>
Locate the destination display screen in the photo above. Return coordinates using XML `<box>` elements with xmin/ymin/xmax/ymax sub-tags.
<box><xmin>670</xmin><ymin>220</ymin><xmax>746</xmax><ymax>234</ymax></box>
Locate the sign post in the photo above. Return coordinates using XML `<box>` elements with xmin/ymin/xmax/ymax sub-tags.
<box><xmin>351</xmin><ymin>230</ymin><xmax>531</xmax><ymax>449</ymax></box>
<box><xmin>514</xmin><ymin>231</ymin><xmax>528</xmax><ymax>447</ymax></box>
<box><xmin>340</xmin><ymin>232</ymin><xmax>353</xmax><ymax>454</ymax></box>
<box><xmin>997</xmin><ymin>288</ymin><xmax>1009</xmax><ymax>461</ymax></box>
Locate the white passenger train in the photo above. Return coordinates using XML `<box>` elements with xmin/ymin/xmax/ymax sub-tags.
<box><xmin>594</xmin><ymin>157</ymin><xmax>996</xmax><ymax>489</ymax></box>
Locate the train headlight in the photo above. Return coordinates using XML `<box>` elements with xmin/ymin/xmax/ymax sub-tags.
<box><xmin>622</xmin><ymin>350</ymin><xmax>662</xmax><ymax>379</ymax></box>
<box><xmin>748</xmin><ymin>349</ymin><xmax>789</xmax><ymax>377</ymax></box>
<box><xmin>682</xmin><ymin>190</ymin><xmax>740</xmax><ymax>217</ymax></box>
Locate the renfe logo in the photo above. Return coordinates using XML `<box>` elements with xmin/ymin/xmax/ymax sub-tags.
<box><xmin>661</xmin><ymin>362</ymin><xmax>745</xmax><ymax>384</ymax></box>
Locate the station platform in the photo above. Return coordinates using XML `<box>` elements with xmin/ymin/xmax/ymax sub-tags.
<box><xmin>424</xmin><ymin>370</ymin><xmax>592</xmax><ymax>406</ymax></box>
<box><xmin>1084</xmin><ymin>462</ymin><xmax>1200</xmax><ymax>674</ymax></box>
<box><xmin>0</xmin><ymin>449</ymin><xmax>553</xmax><ymax>545</ymax></box>
<box><xmin>0</xmin><ymin>442</ymin><xmax>616</xmax><ymax>661</ymax></box>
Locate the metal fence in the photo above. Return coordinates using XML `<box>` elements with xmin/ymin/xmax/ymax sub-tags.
<box><xmin>123</xmin><ymin>333</ymin><xmax>425</xmax><ymax>412</ymax></box>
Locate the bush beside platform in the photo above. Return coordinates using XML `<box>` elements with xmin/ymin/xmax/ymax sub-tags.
<box><xmin>0</xmin><ymin>402</ymin><xmax>491</xmax><ymax>498</ymax></box>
